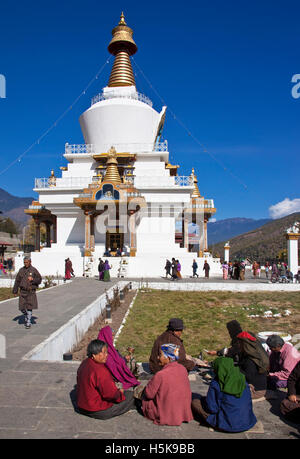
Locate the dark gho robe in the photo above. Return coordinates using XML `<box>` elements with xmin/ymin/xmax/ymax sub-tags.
<box><xmin>13</xmin><ymin>265</ymin><xmax>42</xmax><ymax>310</ymax></box>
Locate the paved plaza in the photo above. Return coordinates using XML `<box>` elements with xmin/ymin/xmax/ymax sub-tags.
<box><xmin>0</xmin><ymin>277</ymin><xmax>299</xmax><ymax>440</ymax></box>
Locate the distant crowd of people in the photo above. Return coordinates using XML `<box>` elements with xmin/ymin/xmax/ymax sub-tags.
<box><xmin>0</xmin><ymin>257</ymin><xmax>14</xmax><ymax>275</ymax></box>
<box><xmin>103</xmin><ymin>247</ymin><xmax>125</xmax><ymax>257</ymax></box>
<box><xmin>75</xmin><ymin>318</ymin><xmax>300</xmax><ymax>429</ymax></box>
<box><xmin>98</xmin><ymin>258</ymin><xmax>112</xmax><ymax>282</ymax></box>
<box><xmin>164</xmin><ymin>258</ymin><xmax>210</xmax><ymax>280</ymax></box>
<box><xmin>221</xmin><ymin>260</ymin><xmax>246</xmax><ymax>280</ymax></box>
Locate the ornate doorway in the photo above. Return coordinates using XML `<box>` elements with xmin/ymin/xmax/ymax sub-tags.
<box><xmin>106</xmin><ymin>231</ymin><xmax>124</xmax><ymax>251</ymax></box>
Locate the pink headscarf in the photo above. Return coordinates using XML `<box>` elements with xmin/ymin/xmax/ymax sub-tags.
<box><xmin>97</xmin><ymin>326</ymin><xmax>140</xmax><ymax>390</ymax></box>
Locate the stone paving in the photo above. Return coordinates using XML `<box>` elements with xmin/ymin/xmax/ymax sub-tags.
<box><xmin>0</xmin><ymin>277</ymin><xmax>299</xmax><ymax>440</ymax></box>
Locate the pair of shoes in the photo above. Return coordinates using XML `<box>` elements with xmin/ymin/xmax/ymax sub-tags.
<box><xmin>25</xmin><ymin>323</ymin><xmax>31</xmax><ymax>329</ymax></box>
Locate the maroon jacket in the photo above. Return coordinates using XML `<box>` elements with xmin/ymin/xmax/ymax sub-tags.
<box><xmin>149</xmin><ymin>330</ymin><xmax>195</xmax><ymax>374</ymax></box>
<box><xmin>76</xmin><ymin>358</ymin><xmax>125</xmax><ymax>412</ymax></box>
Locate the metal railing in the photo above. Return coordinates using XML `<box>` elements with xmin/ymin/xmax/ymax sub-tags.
<box><xmin>174</xmin><ymin>176</ymin><xmax>194</xmax><ymax>187</ymax></box>
<box><xmin>34</xmin><ymin>174</ymin><xmax>194</xmax><ymax>190</ymax></box>
<box><xmin>64</xmin><ymin>140</ymin><xmax>168</xmax><ymax>155</ymax></box>
<box><xmin>91</xmin><ymin>91</ymin><xmax>153</xmax><ymax>107</ymax></box>
<box><xmin>34</xmin><ymin>177</ymin><xmax>91</xmax><ymax>189</ymax></box>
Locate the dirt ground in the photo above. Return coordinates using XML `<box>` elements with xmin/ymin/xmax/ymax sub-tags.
<box><xmin>71</xmin><ymin>289</ymin><xmax>137</xmax><ymax>361</ymax></box>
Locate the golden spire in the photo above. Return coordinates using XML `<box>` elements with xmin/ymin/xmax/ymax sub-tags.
<box><xmin>107</xmin><ymin>13</ymin><xmax>137</xmax><ymax>87</ymax></box>
<box><xmin>103</xmin><ymin>147</ymin><xmax>122</xmax><ymax>184</ymax></box>
<box><xmin>191</xmin><ymin>168</ymin><xmax>201</xmax><ymax>198</ymax></box>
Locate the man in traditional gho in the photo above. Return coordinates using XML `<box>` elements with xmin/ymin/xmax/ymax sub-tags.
<box><xmin>149</xmin><ymin>318</ymin><xmax>195</xmax><ymax>374</ymax></box>
<box><xmin>13</xmin><ymin>257</ymin><xmax>42</xmax><ymax>329</ymax></box>
<box><xmin>203</xmin><ymin>260</ymin><xmax>210</xmax><ymax>278</ymax></box>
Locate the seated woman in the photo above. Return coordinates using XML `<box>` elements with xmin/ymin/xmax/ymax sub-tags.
<box><xmin>205</xmin><ymin>320</ymin><xmax>243</xmax><ymax>363</ymax></box>
<box><xmin>266</xmin><ymin>334</ymin><xmax>300</xmax><ymax>390</ymax></box>
<box><xmin>97</xmin><ymin>326</ymin><xmax>140</xmax><ymax>390</ymax></box>
<box><xmin>142</xmin><ymin>344</ymin><xmax>193</xmax><ymax>426</ymax></box>
<box><xmin>236</xmin><ymin>331</ymin><xmax>269</xmax><ymax>400</ymax></box>
<box><xmin>280</xmin><ymin>361</ymin><xmax>300</xmax><ymax>423</ymax></box>
<box><xmin>191</xmin><ymin>357</ymin><xmax>257</xmax><ymax>432</ymax></box>
<box><xmin>76</xmin><ymin>339</ymin><xmax>136</xmax><ymax>419</ymax></box>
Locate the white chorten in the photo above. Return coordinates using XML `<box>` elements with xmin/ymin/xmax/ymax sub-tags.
<box><xmin>25</xmin><ymin>14</ymin><xmax>219</xmax><ymax>278</ymax></box>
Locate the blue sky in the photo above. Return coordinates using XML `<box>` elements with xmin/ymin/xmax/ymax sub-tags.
<box><xmin>0</xmin><ymin>0</ymin><xmax>299</xmax><ymax>220</ymax></box>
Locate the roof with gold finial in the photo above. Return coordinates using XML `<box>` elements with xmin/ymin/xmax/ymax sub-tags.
<box><xmin>102</xmin><ymin>147</ymin><xmax>122</xmax><ymax>184</ymax></box>
<box><xmin>191</xmin><ymin>168</ymin><xmax>202</xmax><ymax>198</ymax></box>
<box><xmin>107</xmin><ymin>13</ymin><xmax>137</xmax><ymax>87</ymax></box>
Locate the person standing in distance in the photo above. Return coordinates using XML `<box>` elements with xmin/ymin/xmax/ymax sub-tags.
<box><xmin>13</xmin><ymin>257</ymin><xmax>42</xmax><ymax>329</ymax></box>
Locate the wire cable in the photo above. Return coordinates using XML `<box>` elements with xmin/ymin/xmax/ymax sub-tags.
<box><xmin>0</xmin><ymin>56</ymin><xmax>112</xmax><ymax>177</ymax></box>
<box><xmin>132</xmin><ymin>56</ymin><xmax>248</xmax><ymax>190</ymax></box>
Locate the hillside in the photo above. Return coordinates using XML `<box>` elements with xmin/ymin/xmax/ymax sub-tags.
<box><xmin>207</xmin><ymin>217</ymin><xmax>271</xmax><ymax>244</ymax></box>
<box><xmin>0</xmin><ymin>188</ymin><xmax>33</xmax><ymax>226</ymax></box>
<box><xmin>209</xmin><ymin>212</ymin><xmax>300</xmax><ymax>262</ymax></box>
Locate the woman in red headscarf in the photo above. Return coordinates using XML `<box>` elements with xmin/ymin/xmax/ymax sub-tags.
<box><xmin>237</xmin><ymin>331</ymin><xmax>269</xmax><ymax>400</ymax></box>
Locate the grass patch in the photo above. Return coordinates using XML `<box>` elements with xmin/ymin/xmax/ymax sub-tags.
<box><xmin>0</xmin><ymin>288</ymin><xmax>15</xmax><ymax>302</ymax></box>
<box><xmin>115</xmin><ymin>290</ymin><xmax>300</xmax><ymax>361</ymax></box>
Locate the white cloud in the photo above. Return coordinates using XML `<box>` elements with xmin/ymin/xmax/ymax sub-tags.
<box><xmin>269</xmin><ymin>198</ymin><xmax>300</xmax><ymax>219</ymax></box>
<box><xmin>208</xmin><ymin>218</ymin><xmax>217</xmax><ymax>223</ymax></box>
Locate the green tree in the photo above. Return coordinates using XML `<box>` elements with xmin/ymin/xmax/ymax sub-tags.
<box><xmin>0</xmin><ymin>218</ymin><xmax>19</xmax><ymax>236</ymax></box>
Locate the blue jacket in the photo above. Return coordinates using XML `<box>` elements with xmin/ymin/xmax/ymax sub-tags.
<box><xmin>203</xmin><ymin>379</ymin><xmax>257</xmax><ymax>432</ymax></box>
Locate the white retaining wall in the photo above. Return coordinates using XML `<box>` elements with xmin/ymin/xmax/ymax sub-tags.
<box><xmin>22</xmin><ymin>282</ymin><xmax>128</xmax><ymax>362</ymax></box>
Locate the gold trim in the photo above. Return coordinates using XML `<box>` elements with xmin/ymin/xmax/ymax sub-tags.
<box><xmin>286</xmin><ymin>233</ymin><xmax>300</xmax><ymax>240</ymax></box>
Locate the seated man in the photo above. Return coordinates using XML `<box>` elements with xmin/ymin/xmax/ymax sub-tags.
<box><xmin>76</xmin><ymin>339</ymin><xmax>136</xmax><ymax>419</ymax></box>
<box><xmin>266</xmin><ymin>335</ymin><xmax>300</xmax><ymax>390</ymax></box>
<box><xmin>149</xmin><ymin>318</ymin><xmax>195</xmax><ymax>374</ymax></box>
<box><xmin>142</xmin><ymin>344</ymin><xmax>193</xmax><ymax>426</ymax></box>
<box><xmin>280</xmin><ymin>361</ymin><xmax>300</xmax><ymax>423</ymax></box>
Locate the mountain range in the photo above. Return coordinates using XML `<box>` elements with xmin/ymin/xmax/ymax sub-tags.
<box><xmin>209</xmin><ymin>212</ymin><xmax>300</xmax><ymax>262</ymax></box>
<box><xmin>207</xmin><ymin>217</ymin><xmax>271</xmax><ymax>245</ymax></box>
<box><xmin>0</xmin><ymin>188</ymin><xmax>33</xmax><ymax>227</ymax></box>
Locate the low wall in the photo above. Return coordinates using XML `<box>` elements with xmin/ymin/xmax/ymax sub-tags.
<box><xmin>23</xmin><ymin>281</ymin><xmax>128</xmax><ymax>362</ymax></box>
<box><xmin>130</xmin><ymin>281</ymin><xmax>300</xmax><ymax>292</ymax></box>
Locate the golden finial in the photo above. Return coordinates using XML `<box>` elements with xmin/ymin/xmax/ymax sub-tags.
<box><xmin>107</xmin><ymin>14</ymin><xmax>137</xmax><ymax>87</ymax></box>
<box><xmin>191</xmin><ymin>168</ymin><xmax>201</xmax><ymax>198</ymax></box>
<box><xmin>48</xmin><ymin>169</ymin><xmax>56</xmax><ymax>187</ymax></box>
<box><xmin>119</xmin><ymin>12</ymin><xmax>127</xmax><ymax>25</ymax></box>
<box><xmin>108</xmin><ymin>146</ymin><xmax>117</xmax><ymax>158</ymax></box>
<box><xmin>103</xmin><ymin>147</ymin><xmax>121</xmax><ymax>184</ymax></box>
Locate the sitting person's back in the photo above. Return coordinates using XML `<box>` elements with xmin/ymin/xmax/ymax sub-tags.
<box><xmin>142</xmin><ymin>344</ymin><xmax>193</xmax><ymax>426</ymax></box>
<box><xmin>149</xmin><ymin>318</ymin><xmax>195</xmax><ymax>374</ymax></box>
<box><xmin>192</xmin><ymin>357</ymin><xmax>257</xmax><ymax>432</ymax></box>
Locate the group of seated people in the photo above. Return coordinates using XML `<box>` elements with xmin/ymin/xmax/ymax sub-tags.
<box><xmin>76</xmin><ymin>319</ymin><xmax>300</xmax><ymax>431</ymax></box>
<box><xmin>103</xmin><ymin>247</ymin><xmax>124</xmax><ymax>257</ymax></box>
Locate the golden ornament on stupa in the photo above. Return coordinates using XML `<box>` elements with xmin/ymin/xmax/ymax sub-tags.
<box><xmin>102</xmin><ymin>147</ymin><xmax>122</xmax><ymax>184</ymax></box>
<box><xmin>191</xmin><ymin>168</ymin><xmax>201</xmax><ymax>198</ymax></box>
<box><xmin>107</xmin><ymin>13</ymin><xmax>137</xmax><ymax>87</ymax></box>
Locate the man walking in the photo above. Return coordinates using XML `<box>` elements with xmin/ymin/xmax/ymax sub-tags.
<box><xmin>203</xmin><ymin>260</ymin><xmax>210</xmax><ymax>278</ymax></box>
<box><xmin>13</xmin><ymin>257</ymin><xmax>42</xmax><ymax>329</ymax></box>
<box><xmin>164</xmin><ymin>259</ymin><xmax>172</xmax><ymax>278</ymax></box>
<box><xmin>192</xmin><ymin>259</ymin><xmax>199</xmax><ymax>278</ymax></box>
